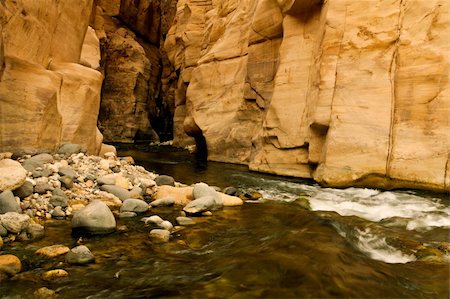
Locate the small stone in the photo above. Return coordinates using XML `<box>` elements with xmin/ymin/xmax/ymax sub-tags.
<box><xmin>26</xmin><ymin>224</ymin><xmax>45</xmax><ymax>240</ymax></box>
<box><xmin>58</xmin><ymin>166</ymin><xmax>77</xmax><ymax>178</ymax></box>
<box><xmin>183</xmin><ymin>196</ymin><xmax>219</xmax><ymax>215</ymax></box>
<box><xmin>34</xmin><ymin>287</ymin><xmax>56</xmax><ymax>298</ymax></box>
<box><xmin>42</xmin><ymin>269</ymin><xmax>69</xmax><ymax>281</ymax></box>
<box><xmin>120</xmin><ymin>199</ymin><xmax>149</xmax><ymax>213</ymax></box>
<box><xmin>34</xmin><ymin>182</ymin><xmax>52</xmax><ymax>194</ymax></box>
<box><xmin>150</xmin><ymin>197</ymin><xmax>175</xmax><ymax>207</ymax></box>
<box><xmin>149</xmin><ymin>229</ymin><xmax>170</xmax><ymax>242</ymax></box>
<box><xmin>158</xmin><ymin>220</ymin><xmax>174</xmax><ymax>231</ymax></box>
<box><xmin>223</xmin><ymin>186</ymin><xmax>237</xmax><ymax>196</ymax></box>
<box><xmin>57</xmin><ymin>144</ymin><xmax>85</xmax><ymax>155</ymax></box>
<box><xmin>97</xmin><ymin>174</ymin><xmax>116</xmax><ymax>185</ymax></box>
<box><xmin>65</xmin><ymin>245</ymin><xmax>95</xmax><ymax>265</ymax></box>
<box><xmin>115</xmin><ymin>175</ymin><xmax>129</xmax><ymax>190</ymax></box>
<box><xmin>59</xmin><ymin>176</ymin><xmax>74</xmax><ymax>189</ymax></box>
<box><xmin>0</xmin><ymin>212</ymin><xmax>30</xmax><ymax>233</ymax></box>
<box><xmin>32</xmin><ymin>168</ymin><xmax>53</xmax><ymax>178</ymax></box>
<box><xmin>0</xmin><ymin>254</ymin><xmax>21</xmax><ymax>277</ymax></box>
<box><xmin>51</xmin><ymin>206</ymin><xmax>65</xmax><ymax>219</ymax></box>
<box><xmin>176</xmin><ymin>216</ymin><xmax>195</xmax><ymax>226</ymax></box>
<box><xmin>0</xmin><ymin>190</ymin><xmax>21</xmax><ymax>214</ymax></box>
<box><xmin>141</xmin><ymin>215</ymin><xmax>164</xmax><ymax>225</ymax></box>
<box><xmin>36</xmin><ymin>245</ymin><xmax>70</xmax><ymax>258</ymax></box>
<box><xmin>99</xmin><ymin>159</ymin><xmax>110</xmax><ymax>170</ymax></box>
<box><xmin>13</xmin><ymin>181</ymin><xmax>34</xmax><ymax>199</ymax></box>
<box><xmin>129</xmin><ymin>186</ymin><xmax>143</xmax><ymax>198</ymax></box>
<box><xmin>119</xmin><ymin>212</ymin><xmax>137</xmax><ymax>218</ymax></box>
<box><xmin>100</xmin><ymin>185</ymin><xmax>131</xmax><ymax>201</ymax></box>
<box><xmin>50</xmin><ymin>195</ymin><xmax>68</xmax><ymax>208</ymax></box>
<box><xmin>154</xmin><ymin>175</ymin><xmax>175</xmax><ymax>187</ymax></box>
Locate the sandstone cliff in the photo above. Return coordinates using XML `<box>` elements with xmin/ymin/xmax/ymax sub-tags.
<box><xmin>0</xmin><ymin>0</ymin><xmax>103</xmax><ymax>154</ymax></box>
<box><xmin>165</xmin><ymin>0</ymin><xmax>450</xmax><ymax>192</ymax></box>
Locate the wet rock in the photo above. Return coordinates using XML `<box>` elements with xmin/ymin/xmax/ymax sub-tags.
<box><xmin>0</xmin><ymin>190</ymin><xmax>21</xmax><ymax>214</ymax></box>
<box><xmin>65</xmin><ymin>245</ymin><xmax>95</xmax><ymax>265</ymax></box>
<box><xmin>100</xmin><ymin>185</ymin><xmax>131</xmax><ymax>201</ymax></box>
<box><xmin>183</xmin><ymin>196</ymin><xmax>221</xmax><ymax>215</ymax></box>
<box><xmin>72</xmin><ymin>200</ymin><xmax>116</xmax><ymax>234</ymax></box>
<box><xmin>120</xmin><ymin>199</ymin><xmax>149</xmax><ymax>213</ymax></box>
<box><xmin>51</xmin><ymin>206</ymin><xmax>66</xmax><ymax>219</ymax></box>
<box><xmin>26</xmin><ymin>224</ymin><xmax>45</xmax><ymax>240</ymax></box>
<box><xmin>13</xmin><ymin>181</ymin><xmax>34</xmax><ymax>198</ymax></box>
<box><xmin>437</xmin><ymin>242</ymin><xmax>450</xmax><ymax>254</ymax></box>
<box><xmin>119</xmin><ymin>211</ymin><xmax>137</xmax><ymax>218</ymax></box>
<box><xmin>36</xmin><ymin>245</ymin><xmax>70</xmax><ymax>258</ymax></box>
<box><xmin>296</xmin><ymin>197</ymin><xmax>311</xmax><ymax>210</ymax></box>
<box><xmin>0</xmin><ymin>224</ymin><xmax>7</xmax><ymax>237</ymax></box>
<box><xmin>193</xmin><ymin>182</ymin><xmax>218</xmax><ymax>199</ymax></box>
<box><xmin>97</xmin><ymin>174</ymin><xmax>116</xmax><ymax>185</ymax></box>
<box><xmin>58</xmin><ymin>166</ymin><xmax>77</xmax><ymax>178</ymax></box>
<box><xmin>149</xmin><ymin>229</ymin><xmax>170</xmax><ymax>242</ymax></box>
<box><xmin>176</xmin><ymin>216</ymin><xmax>195</xmax><ymax>226</ymax></box>
<box><xmin>34</xmin><ymin>287</ymin><xmax>56</xmax><ymax>298</ymax></box>
<box><xmin>223</xmin><ymin>186</ymin><xmax>237</xmax><ymax>196</ymax></box>
<box><xmin>141</xmin><ymin>215</ymin><xmax>164</xmax><ymax>225</ymax></box>
<box><xmin>0</xmin><ymin>212</ymin><xmax>30</xmax><ymax>233</ymax></box>
<box><xmin>59</xmin><ymin>176</ymin><xmax>74</xmax><ymax>189</ymax></box>
<box><xmin>34</xmin><ymin>181</ymin><xmax>53</xmax><ymax>194</ymax></box>
<box><xmin>218</xmin><ymin>193</ymin><xmax>244</xmax><ymax>206</ymax></box>
<box><xmin>202</xmin><ymin>211</ymin><xmax>213</xmax><ymax>216</ymax></box>
<box><xmin>57</xmin><ymin>144</ymin><xmax>86</xmax><ymax>155</ymax></box>
<box><xmin>50</xmin><ymin>195</ymin><xmax>68</xmax><ymax>208</ymax></box>
<box><xmin>0</xmin><ymin>254</ymin><xmax>21</xmax><ymax>277</ymax></box>
<box><xmin>42</xmin><ymin>269</ymin><xmax>69</xmax><ymax>281</ymax></box>
<box><xmin>150</xmin><ymin>197</ymin><xmax>175</xmax><ymax>207</ymax></box>
<box><xmin>0</xmin><ymin>159</ymin><xmax>27</xmax><ymax>192</ymax></box>
<box><xmin>158</xmin><ymin>220</ymin><xmax>173</xmax><ymax>231</ymax></box>
<box><xmin>155</xmin><ymin>175</ymin><xmax>175</xmax><ymax>187</ymax></box>
<box><xmin>415</xmin><ymin>246</ymin><xmax>444</xmax><ymax>262</ymax></box>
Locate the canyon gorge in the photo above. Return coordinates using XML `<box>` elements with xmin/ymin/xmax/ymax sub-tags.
<box><xmin>0</xmin><ymin>0</ymin><xmax>449</xmax><ymax>192</ymax></box>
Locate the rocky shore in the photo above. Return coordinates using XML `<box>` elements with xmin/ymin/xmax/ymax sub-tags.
<box><xmin>0</xmin><ymin>143</ymin><xmax>244</xmax><ymax>289</ymax></box>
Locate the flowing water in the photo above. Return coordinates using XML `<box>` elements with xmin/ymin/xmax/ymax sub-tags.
<box><xmin>1</xmin><ymin>144</ymin><xmax>449</xmax><ymax>298</ymax></box>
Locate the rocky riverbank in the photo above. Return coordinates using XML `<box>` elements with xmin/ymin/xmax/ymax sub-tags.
<box><xmin>0</xmin><ymin>143</ymin><xmax>244</xmax><ymax>288</ymax></box>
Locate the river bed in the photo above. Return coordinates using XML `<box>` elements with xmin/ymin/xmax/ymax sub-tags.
<box><xmin>1</xmin><ymin>144</ymin><xmax>449</xmax><ymax>298</ymax></box>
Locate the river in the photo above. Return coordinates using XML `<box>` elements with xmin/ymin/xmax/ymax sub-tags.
<box><xmin>1</xmin><ymin>144</ymin><xmax>449</xmax><ymax>298</ymax></box>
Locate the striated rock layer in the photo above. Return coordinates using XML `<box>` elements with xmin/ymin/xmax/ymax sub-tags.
<box><xmin>0</xmin><ymin>0</ymin><xmax>103</xmax><ymax>154</ymax></box>
<box><xmin>165</xmin><ymin>0</ymin><xmax>450</xmax><ymax>192</ymax></box>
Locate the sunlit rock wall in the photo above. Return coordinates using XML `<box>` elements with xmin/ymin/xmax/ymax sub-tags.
<box><xmin>0</xmin><ymin>0</ymin><xmax>103</xmax><ymax>154</ymax></box>
<box><xmin>165</xmin><ymin>0</ymin><xmax>450</xmax><ymax>192</ymax></box>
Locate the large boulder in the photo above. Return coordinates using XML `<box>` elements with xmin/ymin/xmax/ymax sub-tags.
<box><xmin>71</xmin><ymin>200</ymin><xmax>116</xmax><ymax>234</ymax></box>
<box><xmin>0</xmin><ymin>159</ymin><xmax>27</xmax><ymax>192</ymax></box>
<box><xmin>13</xmin><ymin>181</ymin><xmax>34</xmax><ymax>199</ymax></box>
<box><xmin>183</xmin><ymin>196</ymin><xmax>221</xmax><ymax>215</ymax></box>
<box><xmin>0</xmin><ymin>191</ymin><xmax>21</xmax><ymax>214</ymax></box>
<box><xmin>120</xmin><ymin>199</ymin><xmax>149</xmax><ymax>213</ymax></box>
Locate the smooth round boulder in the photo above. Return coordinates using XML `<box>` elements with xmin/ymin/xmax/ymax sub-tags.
<box><xmin>42</xmin><ymin>269</ymin><xmax>69</xmax><ymax>281</ymax></box>
<box><xmin>0</xmin><ymin>190</ymin><xmax>21</xmax><ymax>214</ymax></box>
<box><xmin>149</xmin><ymin>229</ymin><xmax>170</xmax><ymax>242</ymax></box>
<box><xmin>223</xmin><ymin>186</ymin><xmax>237</xmax><ymax>196</ymax></box>
<box><xmin>154</xmin><ymin>175</ymin><xmax>175</xmax><ymax>187</ymax></box>
<box><xmin>183</xmin><ymin>195</ymin><xmax>222</xmax><ymax>215</ymax></box>
<box><xmin>100</xmin><ymin>185</ymin><xmax>131</xmax><ymax>201</ymax></box>
<box><xmin>71</xmin><ymin>200</ymin><xmax>116</xmax><ymax>234</ymax></box>
<box><xmin>65</xmin><ymin>245</ymin><xmax>95</xmax><ymax>265</ymax></box>
<box><xmin>36</xmin><ymin>245</ymin><xmax>70</xmax><ymax>258</ymax></box>
<box><xmin>0</xmin><ymin>159</ymin><xmax>27</xmax><ymax>192</ymax></box>
<box><xmin>120</xmin><ymin>199</ymin><xmax>149</xmax><ymax>213</ymax></box>
<box><xmin>0</xmin><ymin>212</ymin><xmax>30</xmax><ymax>233</ymax></box>
<box><xmin>13</xmin><ymin>181</ymin><xmax>34</xmax><ymax>198</ymax></box>
<box><xmin>193</xmin><ymin>183</ymin><xmax>219</xmax><ymax>200</ymax></box>
<box><xmin>0</xmin><ymin>254</ymin><xmax>21</xmax><ymax>277</ymax></box>
<box><xmin>58</xmin><ymin>167</ymin><xmax>77</xmax><ymax>178</ymax></box>
<box><xmin>176</xmin><ymin>216</ymin><xmax>196</xmax><ymax>226</ymax></box>
<box><xmin>150</xmin><ymin>197</ymin><xmax>175</xmax><ymax>207</ymax></box>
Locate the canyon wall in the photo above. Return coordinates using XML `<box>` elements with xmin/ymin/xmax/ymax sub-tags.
<box><xmin>165</xmin><ymin>0</ymin><xmax>450</xmax><ymax>192</ymax></box>
<box><xmin>0</xmin><ymin>0</ymin><xmax>103</xmax><ymax>154</ymax></box>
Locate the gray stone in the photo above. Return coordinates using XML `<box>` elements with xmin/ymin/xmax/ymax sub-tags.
<box><xmin>50</xmin><ymin>195</ymin><xmax>68</xmax><ymax>208</ymax></box>
<box><xmin>141</xmin><ymin>215</ymin><xmax>164</xmax><ymax>225</ymax></box>
<box><xmin>14</xmin><ymin>181</ymin><xmax>33</xmax><ymax>198</ymax></box>
<box><xmin>21</xmin><ymin>160</ymin><xmax>43</xmax><ymax>172</ymax></box>
<box><xmin>0</xmin><ymin>212</ymin><xmax>30</xmax><ymax>233</ymax></box>
<box><xmin>183</xmin><ymin>196</ymin><xmax>222</xmax><ymax>214</ymax></box>
<box><xmin>149</xmin><ymin>229</ymin><xmax>170</xmax><ymax>242</ymax></box>
<box><xmin>150</xmin><ymin>197</ymin><xmax>175</xmax><ymax>207</ymax></box>
<box><xmin>52</xmin><ymin>188</ymin><xmax>67</xmax><ymax>198</ymax></box>
<box><xmin>59</xmin><ymin>176</ymin><xmax>74</xmax><ymax>189</ymax></box>
<box><xmin>32</xmin><ymin>168</ymin><xmax>53</xmax><ymax>178</ymax></box>
<box><xmin>65</xmin><ymin>245</ymin><xmax>95</xmax><ymax>265</ymax></box>
<box><xmin>223</xmin><ymin>186</ymin><xmax>237</xmax><ymax>196</ymax></box>
<box><xmin>211</xmin><ymin>186</ymin><xmax>222</xmax><ymax>192</ymax></box>
<box><xmin>71</xmin><ymin>200</ymin><xmax>116</xmax><ymax>234</ymax></box>
<box><xmin>85</xmin><ymin>174</ymin><xmax>96</xmax><ymax>181</ymax></box>
<box><xmin>97</xmin><ymin>175</ymin><xmax>116</xmax><ymax>186</ymax></box>
<box><xmin>0</xmin><ymin>191</ymin><xmax>21</xmax><ymax>214</ymax></box>
<box><xmin>100</xmin><ymin>185</ymin><xmax>131</xmax><ymax>201</ymax></box>
<box><xmin>154</xmin><ymin>175</ymin><xmax>175</xmax><ymax>187</ymax></box>
<box><xmin>58</xmin><ymin>167</ymin><xmax>77</xmax><ymax>178</ymax></box>
<box><xmin>120</xmin><ymin>199</ymin><xmax>149</xmax><ymax>213</ymax></box>
<box><xmin>26</xmin><ymin>223</ymin><xmax>45</xmax><ymax>240</ymax></box>
<box><xmin>57</xmin><ymin>144</ymin><xmax>86</xmax><ymax>155</ymax></box>
<box><xmin>28</xmin><ymin>153</ymin><xmax>54</xmax><ymax>164</ymax></box>
<box><xmin>0</xmin><ymin>224</ymin><xmax>7</xmax><ymax>236</ymax></box>
<box><xmin>119</xmin><ymin>212</ymin><xmax>137</xmax><ymax>218</ymax></box>
<box><xmin>176</xmin><ymin>216</ymin><xmax>196</xmax><ymax>226</ymax></box>
<box><xmin>34</xmin><ymin>182</ymin><xmax>53</xmax><ymax>194</ymax></box>
<box><xmin>51</xmin><ymin>206</ymin><xmax>65</xmax><ymax>219</ymax></box>
<box><xmin>193</xmin><ymin>183</ymin><xmax>219</xmax><ymax>200</ymax></box>
<box><xmin>129</xmin><ymin>186</ymin><xmax>143</xmax><ymax>198</ymax></box>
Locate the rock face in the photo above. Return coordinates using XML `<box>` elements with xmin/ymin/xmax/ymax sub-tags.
<box><xmin>0</xmin><ymin>0</ymin><xmax>103</xmax><ymax>155</ymax></box>
<box><xmin>164</xmin><ymin>0</ymin><xmax>450</xmax><ymax>192</ymax></box>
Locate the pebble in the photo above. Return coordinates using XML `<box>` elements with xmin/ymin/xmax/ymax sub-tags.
<box><xmin>65</xmin><ymin>245</ymin><xmax>95</xmax><ymax>265</ymax></box>
<box><xmin>42</xmin><ymin>269</ymin><xmax>69</xmax><ymax>281</ymax></box>
<box><xmin>35</xmin><ymin>245</ymin><xmax>70</xmax><ymax>258</ymax></box>
<box><xmin>34</xmin><ymin>287</ymin><xmax>56</xmax><ymax>298</ymax></box>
